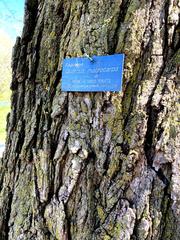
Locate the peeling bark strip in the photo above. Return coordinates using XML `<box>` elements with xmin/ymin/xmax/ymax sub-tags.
<box><xmin>0</xmin><ymin>0</ymin><xmax>179</xmax><ymax>239</ymax></box>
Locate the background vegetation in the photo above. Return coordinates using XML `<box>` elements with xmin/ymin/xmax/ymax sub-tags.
<box><xmin>0</xmin><ymin>31</ymin><xmax>12</xmax><ymax>142</ymax></box>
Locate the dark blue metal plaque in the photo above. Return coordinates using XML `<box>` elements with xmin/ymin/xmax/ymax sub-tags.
<box><xmin>61</xmin><ymin>54</ymin><xmax>125</xmax><ymax>92</ymax></box>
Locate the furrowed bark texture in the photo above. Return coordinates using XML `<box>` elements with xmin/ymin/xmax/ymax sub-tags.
<box><xmin>0</xmin><ymin>0</ymin><xmax>180</xmax><ymax>239</ymax></box>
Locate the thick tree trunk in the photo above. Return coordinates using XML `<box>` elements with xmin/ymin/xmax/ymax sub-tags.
<box><xmin>0</xmin><ymin>0</ymin><xmax>179</xmax><ymax>239</ymax></box>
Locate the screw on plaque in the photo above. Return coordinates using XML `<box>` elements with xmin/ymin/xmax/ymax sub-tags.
<box><xmin>84</xmin><ymin>53</ymin><xmax>94</xmax><ymax>62</ymax></box>
<box><xmin>80</xmin><ymin>46</ymin><xmax>94</xmax><ymax>62</ymax></box>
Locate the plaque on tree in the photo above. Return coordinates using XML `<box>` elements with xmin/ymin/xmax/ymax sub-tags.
<box><xmin>61</xmin><ymin>54</ymin><xmax>125</xmax><ymax>92</ymax></box>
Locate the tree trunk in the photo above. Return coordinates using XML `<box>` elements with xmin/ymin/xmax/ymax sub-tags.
<box><xmin>0</xmin><ymin>0</ymin><xmax>179</xmax><ymax>239</ymax></box>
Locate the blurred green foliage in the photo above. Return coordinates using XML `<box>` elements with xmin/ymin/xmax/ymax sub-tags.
<box><xmin>0</xmin><ymin>31</ymin><xmax>12</xmax><ymax>141</ymax></box>
<box><xmin>0</xmin><ymin>105</ymin><xmax>9</xmax><ymax>142</ymax></box>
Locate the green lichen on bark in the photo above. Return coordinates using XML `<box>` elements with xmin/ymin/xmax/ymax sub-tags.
<box><xmin>0</xmin><ymin>0</ymin><xmax>179</xmax><ymax>239</ymax></box>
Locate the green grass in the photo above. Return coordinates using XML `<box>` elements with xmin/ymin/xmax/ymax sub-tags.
<box><xmin>0</xmin><ymin>105</ymin><xmax>10</xmax><ymax>142</ymax></box>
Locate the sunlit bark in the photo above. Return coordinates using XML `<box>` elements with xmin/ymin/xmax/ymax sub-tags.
<box><xmin>0</xmin><ymin>0</ymin><xmax>179</xmax><ymax>239</ymax></box>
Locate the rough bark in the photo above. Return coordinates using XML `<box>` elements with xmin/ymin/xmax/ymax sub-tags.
<box><xmin>0</xmin><ymin>0</ymin><xmax>180</xmax><ymax>239</ymax></box>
